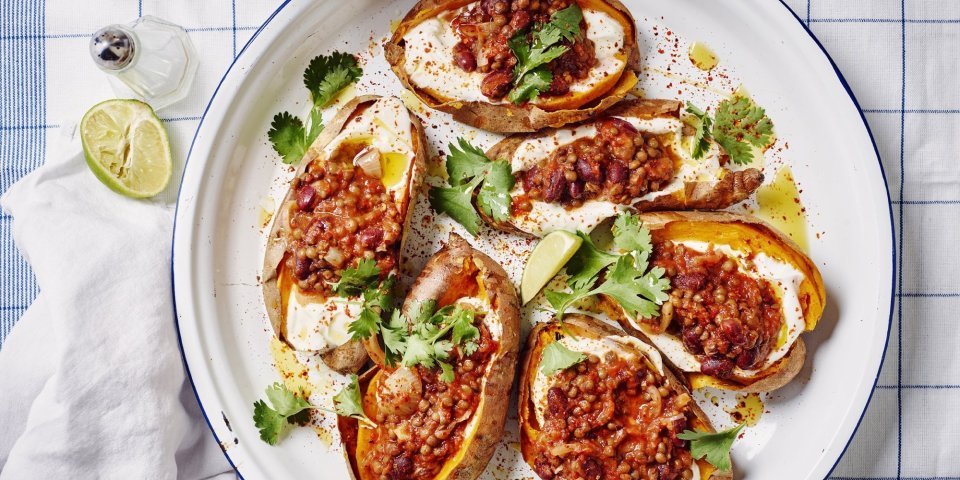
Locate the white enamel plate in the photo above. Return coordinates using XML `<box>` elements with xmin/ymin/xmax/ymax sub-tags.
<box><xmin>172</xmin><ymin>0</ymin><xmax>894</xmax><ymax>478</ymax></box>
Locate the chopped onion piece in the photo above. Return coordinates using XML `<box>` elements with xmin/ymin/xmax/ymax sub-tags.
<box><xmin>354</xmin><ymin>146</ymin><xmax>382</xmax><ymax>178</ymax></box>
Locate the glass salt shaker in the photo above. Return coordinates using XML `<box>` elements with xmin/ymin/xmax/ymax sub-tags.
<box><xmin>90</xmin><ymin>16</ymin><xmax>198</xmax><ymax>110</ymax></box>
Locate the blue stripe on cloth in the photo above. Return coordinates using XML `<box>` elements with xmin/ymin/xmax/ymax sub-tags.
<box><xmin>0</xmin><ymin>0</ymin><xmax>45</xmax><ymax>344</ymax></box>
<box><xmin>895</xmin><ymin>0</ymin><xmax>906</xmax><ymax>477</ymax></box>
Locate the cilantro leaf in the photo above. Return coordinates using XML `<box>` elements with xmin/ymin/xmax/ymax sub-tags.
<box><xmin>252</xmin><ymin>383</ymin><xmax>315</xmax><ymax>445</ymax></box>
<box><xmin>685</xmin><ymin>102</ymin><xmax>713</xmax><ymax>160</ymax></box>
<box><xmin>565</xmin><ymin>231</ymin><xmax>617</xmax><ymax>289</ymax></box>
<box><xmin>380</xmin><ymin>310</ymin><xmax>408</xmax><ymax>366</ymax></box>
<box><xmin>594</xmin><ymin>257</ymin><xmax>670</xmax><ymax>320</ymax></box>
<box><xmin>265</xmin><ymin>382</ymin><xmax>313</xmax><ymax>416</ymax></box>
<box><xmin>476</xmin><ymin>159</ymin><xmax>515</xmax><ymax>222</ymax></box>
<box><xmin>402</xmin><ymin>334</ymin><xmax>441</xmax><ymax>368</ymax></box>
<box><xmin>429</xmin><ymin>177</ymin><xmax>483</xmax><ymax>235</ymax></box>
<box><xmin>612</xmin><ymin>213</ymin><xmax>653</xmax><ymax>269</ymax></box>
<box><xmin>347</xmin><ymin>275</ymin><xmax>396</xmax><ymax>344</ymax></box>
<box><xmin>333</xmin><ymin>374</ymin><xmax>376</xmax><ymax>428</ymax></box>
<box><xmin>447</xmin><ymin>138</ymin><xmax>492</xmax><ymax>185</ymax></box>
<box><xmin>507</xmin><ymin>67</ymin><xmax>553</xmax><ymax>104</ymax></box>
<box><xmin>535</xmin><ymin>3</ymin><xmax>583</xmax><ymax>47</ymax></box>
<box><xmin>450</xmin><ymin>308</ymin><xmax>480</xmax><ymax>355</ymax></box>
<box><xmin>430</xmin><ymin>138</ymin><xmax>513</xmax><ymax>235</ymax></box>
<box><xmin>253</xmin><ymin>400</ymin><xmax>286</xmax><ymax>445</ymax></box>
<box><xmin>678</xmin><ymin>424</ymin><xmax>745</xmax><ymax>472</ymax></box>
<box><xmin>330</xmin><ymin>259</ymin><xmax>380</xmax><ymax>297</ymax></box>
<box><xmin>268</xmin><ymin>112</ymin><xmax>309</xmax><ymax>164</ymax></box>
<box><xmin>438</xmin><ymin>361</ymin><xmax>455</xmax><ymax>383</ymax></box>
<box><xmin>306</xmin><ymin>107</ymin><xmax>324</xmax><ymax>146</ymax></box>
<box><xmin>540</xmin><ymin>341</ymin><xmax>586</xmax><ymax>376</ymax></box>
<box><xmin>545</xmin><ymin>280</ymin><xmax>594</xmax><ymax>320</ymax></box>
<box><xmin>303</xmin><ymin>51</ymin><xmax>362</xmax><ymax>108</ymax></box>
<box><xmin>550</xmin><ymin>256</ymin><xmax>669</xmax><ymax>320</ymax></box>
<box><xmin>713</xmin><ymin>95</ymin><xmax>774</xmax><ymax>165</ymax></box>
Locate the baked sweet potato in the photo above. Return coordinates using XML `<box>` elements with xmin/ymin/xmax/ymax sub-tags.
<box><xmin>520</xmin><ymin>314</ymin><xmax>733</xmax><ymax>479</ymax></box>
<box><xmin>481</xmin><ymin>99</ymin><xmax>764</xmax><ymax>237</ymax></box>
<box><xmin>262</xmin><ymin>95</ymin><xmax>426</xmax><ymax>373</ymax></box>
<box><xmin>338</xmin><ymin>233</ymin><xmax>521</xmax><ymax>480</ymax></box>
<box><xmin>384</xmin><ymin>0</ymin><xmax>641</xmax><ymax>133</ymax></box>
<box><xmin>598</xmin><ymin>211</ymin><xmax>826</xmax><ymax>392</ymax></box>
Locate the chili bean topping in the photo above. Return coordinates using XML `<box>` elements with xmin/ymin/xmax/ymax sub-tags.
<box><xmin>361</xmin><ymin>324</ymin><xmax>498</xmax><ymax>480</ymax></box>
<box><xmin>513</xmin><ymin>118</ymin><xmax>675</xmax><ymax>212</ymax></box>
<box><xmin>284</xmin><ymin>141</ymin><xmax>403</xmax><ymax>295</ymax></box>
<box><xmin>533</xmin><ymin>350</ymin><xmax>697</xmax><ymax>480</ymax></box>
<box><xmin>450</xmin><ymin>0</ymin><xmax>598</xmax><ymax>101</ymax></box>
<box><xmin>650</xmin><ymin>240</ymin><xmax>785</xmax><ymax>377</ymax></box>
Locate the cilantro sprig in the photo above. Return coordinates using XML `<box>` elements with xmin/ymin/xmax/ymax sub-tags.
<box><xmin>678</xmin><ymin>423</ymin><xmax>745</xmax><ymax>472</ymax></box>
<box><xmin>252</xmin><ymin>383</ymin><xmax>316</xmax><ymax>445</ymax></box>
<box><xmin>684</xmin><ymin>95</ymin><xmax>774</xmax><ymax>165</ymax></box>
<box><xmin>685</xmin><ymin>102</ymin><xmax>713</xmax><ymax>160</ymax></box>
<box><xmin>506</xmin><ymin>4</ymin><xmax>583</xmax><ymax>103</ymax></box>
<box><xmin>332</xmin><ymin>374</ymin><xmax>376</xmax><ymax>428</ymax></box>
<box><xmin>546</xmin><ymin>213</ymin><xmax>671</xmax><ymax>320</ymax></box>
<box><xmin>268</xmin><ymin>51</ymin><xmax>362</xmax><ymax>164</ymax></box>
<box><xmin>429</xmin><ymin>138</ymin><xmax>515</xmax><ymax>235</ymax></box>
<box><xmin>374</xmin><ymin>301</ymin><xmax>483</xmax><ymax>382</ymax></box>
<box><xmin>714</xmin><ymin>95</ymin><xmax>773</xmax><ymax>165</ymax></box>
<box><xmin>539</xmin><ymin>341</ymin><xmax>586</xmax><ymax>376</ymax></box>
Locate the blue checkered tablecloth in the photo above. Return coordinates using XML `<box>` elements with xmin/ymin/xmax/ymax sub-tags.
<box><xmin>2</xmin><ymin>1</ymin><xmax>958</xmax><ymax>478</ymax></box>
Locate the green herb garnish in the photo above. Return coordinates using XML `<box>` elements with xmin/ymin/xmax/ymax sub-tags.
<box><xmin>268</xmin><ymin>51</ymin><xmax>362</xmax><ymax>164</ymax></box>
<box><xmin>546</xmin><ymin>213</ymin><xmax>671</xmax><ymax>320</ymax></box>
<box><xmin>429</xmin><ymin>138</ymin><xmax>515</xmax><ymax>235</ymax></box>
<box><xmin>714</xmin><ymin>95</ymin><xmax>774</xmax><ymax>165</ymax></box>
<box><xmin>506</xmin><ymin>4</ymin><xmax>583</xmax><ymax>103</ymax></box>
<box><xmin>539</xmin><ymin>341</ymin><xmax>587</xmax><ymax>376</ymax></box>
<box><xmin>678</xmin><ymin>423</ymin><xmax>745</xmax><ymax>472</ymax></box>
<box><xmin>252</xmin><ymin>383</ymin><xmax>315</xmax><ymax>445</ymax></box>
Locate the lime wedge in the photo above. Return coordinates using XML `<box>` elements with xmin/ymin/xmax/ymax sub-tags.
<box><xmin>80</xmin><ymin>99</ymin><xmax>172</xmax><ymax>198</ymax></box>
<box><xmin>521</xmin><ymin>231</ymin><xmax>583</xmax><ymax>304</ymax></box>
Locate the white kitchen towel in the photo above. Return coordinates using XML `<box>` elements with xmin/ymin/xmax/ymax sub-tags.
<box><xmin>0</xmin><ymin>128</ymin><xmax>232</xmax><ymax>479</ymax></box>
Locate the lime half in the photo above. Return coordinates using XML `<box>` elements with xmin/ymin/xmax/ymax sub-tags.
<box><xmin>80</xmin><ymin>99</ymin><xmax>172</xmax><ymax>198</ymax></box>
<box><xmin>520</xmin><ymin>231</ymin><xmax>583</xmax><ymax>305</ymax></box>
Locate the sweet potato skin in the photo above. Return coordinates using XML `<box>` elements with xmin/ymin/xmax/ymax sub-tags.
<box><xmin>600</xmin><ymin>211</ymin><xmax>826</xmax><ymax>392</ymax></box>
<box><xmin>519</xmin><ymin>314</ymin><xmax>733</xmax><ymax>479</ymax></box>
<box><xmin>477</xmin><ymin>99</ymin><xmax>764</xmax><ymax>236</ymax></box>
<box><xmin>261</xmin><ymin>95</ymin><xmax>427</xmax><ymax>374</ymax></box>
<box><xmin>339</xmin><ymin>233</ymin><xmax>521</xmax><ymax>480</ymax></box>
<box><xmin>384</xmin><ymin>0</ymin><xmax>642</xmax><ymax>133</ymax></box>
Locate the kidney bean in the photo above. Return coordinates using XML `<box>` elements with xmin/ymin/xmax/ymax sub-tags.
<box><xmin>673</xmin><ymin>272</ymin><xmax>707</xmax><ymax>290</ymax></box>
<box><xmin>657</xmin><ymin>465</ymin><xmax>680</xmax><ymax>480</ymax></box>
<box><xmin>700</xmin><ymin>356</ymin><xmax>735</xmax><ymax>379</ymax></box>
<box><xmin>508</xmin><ymin>9</ymin><xmax>532</xmax><ymax>32</ymax></box>
<box><xmin>547</xmin><ymin>387</ymin><xmax>567</xmax><ymax>416</ymax></box>
<box><xmin>736</xmin><ymin>346</ymin><xmax>760</xmax><ymax>370</ymax></box>
<box><xmin>575</xmin><ymin>158</ymin><xmax>601</xmax><ymax>183</ymax></box>
<box><xmin>719</xmin><ymin>319</ymin><xmax>746</xmax><ymax>344</ymax></box>
<box><xmin>568</xmin><ymin>180</ymin><xmax>584</xmax><ymax>199</ymax></box>
<box><xmin>294</xmin><ymin>256</ymin><xmax>311</xmax><ymax>280</ymax></box>
<box><xmin>682</xmin><ymin>328</ymin><xmax>702</xmax><ymax>353</ymax></box>
<box><xmin>452</xmin><ymin>42</ymin><xmax>476</xmax><ymax>72</ymax></box>
<box><xmin>480</xmin><ymin>70</ymin><xmax>513</xmax><ymax>99</ymax></box>
<box><xmin>543</xmin><ymin>169</ymin><xmax>566</xmax><ymax>202</ymax></box>
<box><xmin>359</xmin><ymin>227</ymin><xmax>384</xmax><ymax>249</ymax></box>
<box><xmin>296</xmin><ymin>185</ymin><xmax>317</xmax><ymax>211</ymax></box>
<box><xmin>583</xmin><ymin>457</ymin><xmax>602</xmax><ymax>479</ymax></box>
<box><xmin>606</xmin><ymin>160</ymin><xmax>628</xmax><ymax>184</ymax></box>
<box><xmin>388</xmin><ymin>455</ymin><xmax>413</xmax><ymax>480</ymax></box>
<box><xmin>522</xmin><ymin>166</ymin><xmax>539</xmax><ymax>191</ymax></box>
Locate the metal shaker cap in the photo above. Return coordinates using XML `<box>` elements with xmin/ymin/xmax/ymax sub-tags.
<box><xmin>90</xmin><ymin>25</ymin><xmax>136</xmax><ymax>70</ymax></box>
